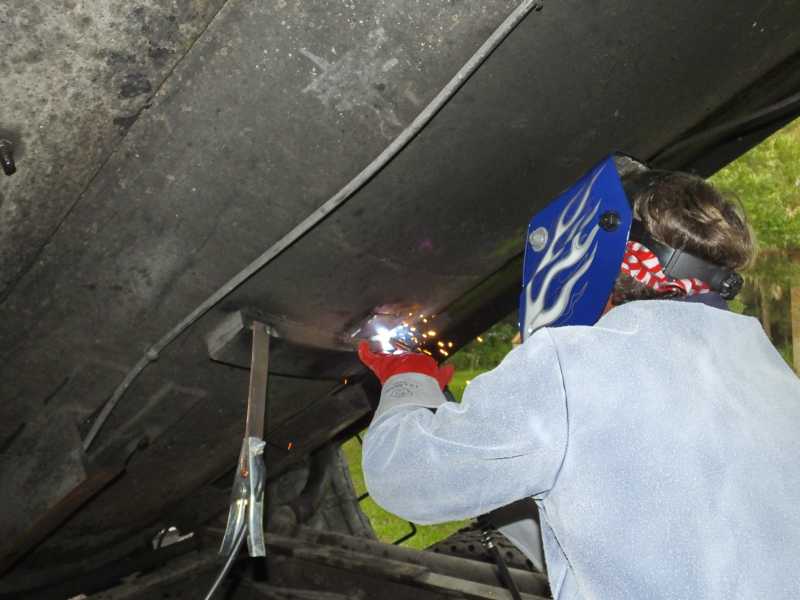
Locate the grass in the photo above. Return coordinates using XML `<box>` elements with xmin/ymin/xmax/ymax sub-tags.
<box><xmin>341</xmin><ymin>369</ymin><xmax>486</xmax><ymax>548</ymax></box>
<box><xmin>448</xmin><ymin>369</ymin><xmax>483</xmax><ymax>402</ymax></box>
<box><xmin>341</xmin><ymin>437</ymin><xmax>468</xmax><ymax>549</ymax></box>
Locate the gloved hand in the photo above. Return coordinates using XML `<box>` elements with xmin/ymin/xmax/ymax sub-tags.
<box><xmin>358</xmin><ymin>341</ymin><xmax>455</xmax><ymax>390</ymax></box>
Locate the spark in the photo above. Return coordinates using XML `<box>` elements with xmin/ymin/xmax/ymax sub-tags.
<box><xmin>422</xmin><ymin>349</ymin><xmax>432</xmax><ymax>355</ymax></box>
<box><xmin>448</xmin><ymin>341</ymin><xmax>453</xmax><ymax>348</ymax></box>
<box><xmin>437</xmin><ymin>341</ymin><xmax>445</xmax><ymax>347</ymax></box>
<box><xmin>476</xmin><ymin>336</ymin><xmax>484</xmax><ymax>343</ymax></box>
<box><xmin>427</xmin><ymin>330</ymin><xmax>436</xmax><ymax>337</ymax></box>
<box><xmin>287</xmin><ymin>442</ymin><xmax>294</xmax><ymax>450</ymax></box>
<box><xmin>439</xmin><ymin>349</ymin><xmax>449</xmax><ymax>357</ymax></box>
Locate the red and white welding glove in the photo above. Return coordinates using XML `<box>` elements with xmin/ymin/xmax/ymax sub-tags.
<box><xmin>358</xmin><ymin>341</ymin><xmax>455</xmax><ymax>419</ymax></box>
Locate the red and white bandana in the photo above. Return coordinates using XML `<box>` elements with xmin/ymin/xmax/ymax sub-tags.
<box><xmin>620</xmin><ymin>241</ymin><xmax>711</xmax><ymax>296</ymax></box>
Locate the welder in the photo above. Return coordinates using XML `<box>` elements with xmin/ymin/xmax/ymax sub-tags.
<box><xmin>358</xmin><ymin>155</ymin><xmax>800</xmax><ymax>599</ymax></box>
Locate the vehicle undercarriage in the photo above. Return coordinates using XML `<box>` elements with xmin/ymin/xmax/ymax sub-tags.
<box><xmin>2</xmin><ymin>1</ymin><xmax>800</xmax><ymax>598</ymax></box>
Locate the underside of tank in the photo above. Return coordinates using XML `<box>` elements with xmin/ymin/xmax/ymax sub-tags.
<box><xmin>2</xmin><ymin>1</ymin><xmax>800</xmax><ymax>598</ymax></box>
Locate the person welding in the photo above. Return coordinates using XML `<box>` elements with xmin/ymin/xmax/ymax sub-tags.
<box><xmin>357</xmin><ymin>155</ymin><xmax>800</xmax><ymax>599</ymax></box>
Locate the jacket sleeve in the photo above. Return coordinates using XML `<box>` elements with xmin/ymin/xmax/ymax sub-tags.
<box><xmin>362</xmin><ymin>329</ymin><xmax>568</xmax><ymax>524</ymax></box>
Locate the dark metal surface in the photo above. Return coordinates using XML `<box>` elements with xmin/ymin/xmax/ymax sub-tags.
<box><xmin>279</xmin><ymin>526</ymin><xmax>550</xmax><ymax>597</ymax></box>
<box><xmin>2</xmin><ymin>0</ymin><xmax>800</xmax><ymax>584</ymax></box>
<box><xmin>80</xmin><ymin>527</ymin><xmax>550</xmax><ymax>600</ymax></box>
<box><xmin>0</xmin><ymin>408</ymin><xmax>121</xmax><ymax>573</ymax></box>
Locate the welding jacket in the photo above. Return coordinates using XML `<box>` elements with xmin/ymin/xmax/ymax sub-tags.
<box><xmin>362</xmin><ymin>298</ymin><xmax>800</xmax><ymax>599</ymax></box>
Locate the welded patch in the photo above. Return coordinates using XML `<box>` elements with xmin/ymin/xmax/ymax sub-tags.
<box><xmin>301</xmin><ymin>27</ymin><xmax>403</xmax><ymax>139</ymax></box>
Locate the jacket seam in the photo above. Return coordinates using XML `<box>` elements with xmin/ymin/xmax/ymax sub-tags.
<box><xmin>540</xmin><ymin>328</ymin><xmax>570</xmax><ymax>500</ymax></box>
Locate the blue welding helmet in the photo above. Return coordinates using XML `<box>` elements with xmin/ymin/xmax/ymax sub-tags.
<box><xmin>519</xmin><ymin>155</ymin><xmax>636</xmax><ymax>341</ymax></box>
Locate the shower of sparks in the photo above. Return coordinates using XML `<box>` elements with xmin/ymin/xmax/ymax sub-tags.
<box><xmin>361</xmin><ymin>312</ymin><xmax>459</xmax><ymax>358</ymax></box>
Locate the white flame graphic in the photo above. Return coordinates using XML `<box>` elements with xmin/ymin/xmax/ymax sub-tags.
<box><xmin>523</xmin><ymin>165</ymin><xmax>606</xmax><ymax>337</ymax></box>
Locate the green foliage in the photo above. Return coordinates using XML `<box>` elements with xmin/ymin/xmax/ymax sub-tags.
<box><xmin>710</xmin><ymin>119</ymin><xmax>800</xmax><ymax>374</ymax></box>
<box><xmin>710</xmin><ymin>120</ymin><xmax>800</xmax><ymax>283</ymax></box>
<box><xmin>778</xmin><ymin>343</ymin><xmax>794</xmax><ymax>369</ymax></box>
<box><xmin>447</xmin><ymin>369</ymin><xmax>484</xmax><ymax>402</ymax></box>
<box><xmin>447</xmin><ymin>321</ymin><xmax>518</xmax><ymax>372</ymax></box>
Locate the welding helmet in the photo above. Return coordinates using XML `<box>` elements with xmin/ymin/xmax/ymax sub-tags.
<box><xmin>519</xmin><ymin>154</ymin><xmax>743</xmax><ymax>341</ymax></box>
<box><xmin>519</xmin><ymin>155</ymin><xmax>633</xmax><ymax>341</ymax></box>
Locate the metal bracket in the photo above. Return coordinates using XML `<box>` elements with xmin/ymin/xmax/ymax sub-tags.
<box><xmin>219</xmin><ymin>321</ymin><xmax>271</xmax><ymax>558</ymax></box>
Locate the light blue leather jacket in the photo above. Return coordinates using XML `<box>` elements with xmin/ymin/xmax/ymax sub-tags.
<box><xmin>363</xmin><ymin>299</ymin><xmax>800</xmax><ymax>599</ymax></box>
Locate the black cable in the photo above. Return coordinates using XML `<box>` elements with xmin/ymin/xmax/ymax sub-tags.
<box><xmin>203</xmin><ymin>525</ymin><xmax>247</xmax><ymax>600</ymax></box>
<box><xmin>480</xmin><ymin>525</ymin><xmax>523</xmax><ymax>600</ymax></box>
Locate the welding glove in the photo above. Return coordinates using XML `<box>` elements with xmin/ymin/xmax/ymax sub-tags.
<box><xmin>358</xmin><ymin>341</ymin><xmax>455</xmax><ymax>419</ymax></box>
<box><xmin>358</xmin><ymin>341</ymin><xmax>455</xmax><ymax>390</ymax></box>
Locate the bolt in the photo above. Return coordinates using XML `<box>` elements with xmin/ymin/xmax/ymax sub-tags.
<box><xmin>528</xmin><ymin>227</ymin><xmax>549</xmax><ymax>251</ymax></box>
<box><xmin>599</xmin><ymin>211</ymin><xmax>621</xmax><ymax>232</ymax></box>
<box><xmin>0</xmin><ymin>140</ymin><xmax>16</xmax><ymax>176</ymax></box>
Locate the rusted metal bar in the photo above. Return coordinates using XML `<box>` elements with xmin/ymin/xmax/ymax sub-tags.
<box><xmin>0</xmin><ymin>467</ymin><xmax>120</xmax><ymax>574</ymax></box>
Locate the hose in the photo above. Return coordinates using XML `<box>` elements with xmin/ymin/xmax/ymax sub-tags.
<box><xmin>83</xmin><ymin>0</ymin><xmax>542</xmax><ymax>451</ymax></box>
<box><xmin>480</xmin><ymin>526</ymin><xmax>523</xmax><ymax>600</ymax></box>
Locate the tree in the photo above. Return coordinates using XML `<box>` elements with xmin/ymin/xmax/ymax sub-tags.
<box><xmin>710</xmin><ymin>119</ymin><xmax>800</xmax><ymax>372</ymax></box>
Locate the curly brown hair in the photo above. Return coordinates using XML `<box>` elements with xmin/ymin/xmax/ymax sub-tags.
<box><xmin>612</xmin><ymin>170</ymin><xmax>755</xmax><ymax>305</ymax></box>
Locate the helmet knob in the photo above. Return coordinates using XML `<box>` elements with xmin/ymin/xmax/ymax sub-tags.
<box><xmin>599</xmin><ymin>211</ymin><xmax>621</xmax><ymax>232</ymax></box>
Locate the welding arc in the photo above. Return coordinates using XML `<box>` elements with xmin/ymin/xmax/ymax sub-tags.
<box><xmin>82</xmin><ymin>0</ymin><xmax>543</xmax><ymax>451</ymax></box>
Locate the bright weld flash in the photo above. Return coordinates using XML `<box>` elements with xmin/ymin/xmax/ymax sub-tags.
<box><xmin>371</xmin><ymin>326</ymin><xmax>396</xmax><ymax>352</ymax></box>
<box><xmin>370</xmin><ymin>322</ymin><xmax>416</xmax><ymax>353</ymax></box>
